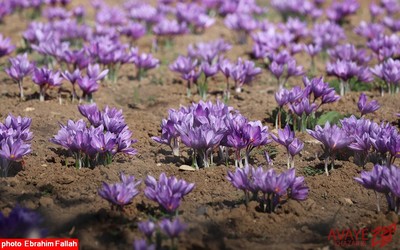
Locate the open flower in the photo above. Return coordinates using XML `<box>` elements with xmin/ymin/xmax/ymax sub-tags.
<box><xmin>98</xmin><ymin>173</ymin><xmax>141</xmax><ymax>211</ymax></box>
<box><xmin>0</xmin><ymin>206</ymin><xmax>46</xmax><ymax>238</ymax></box>
<box><xmin>357</xmin><ymin>93</ymin><xmax>380</xmax><ymax>116</ymax></box>
<box><xmin>307</xmin><ymin>122</ymin><xmax>352</xmax><ymax>175</ymax></box>
<box><xmin>144</xmin><ymin>173</ymin><xmax>194</xmax><ymax>213</ymax></box>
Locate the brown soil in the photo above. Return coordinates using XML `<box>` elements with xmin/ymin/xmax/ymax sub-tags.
<box><xmin>0</xmin><ymin>1</ymin><xmax>400</xmax><ymax>250</ymax></box>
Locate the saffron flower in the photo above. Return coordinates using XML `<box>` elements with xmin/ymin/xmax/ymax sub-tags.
<box><xmin>355</xmin><ymin>164</ymin><xmax>400</xmax><ymax>214</ymax></box>
<box><xmin>307</xmin><ymin>122</ymin><xmax>352</xmax><ymax>176</ymax></box>
<box><xmin>169</xmin><ymin>55</ymin><xmax>197</xmax><ymax>97</ymax></box>
<box><xmin>5</xmin><ymin>53</ymin><xmax>34</xmax><ymax>100</ymax></box>
<box><xmin>326</xmin><ymin>59</ymin><xmax>373</xmax><ymax>96</ymax></box>
<box><xmin>0</xmin><ymin>206</ymin><xmax>46</xmax><ymax>238</ymax></box>
<box><xmin>371</xmin><ymin>58</ymin><xmax>400</xmax><ymax>94</ymax></box>
<box><xmin>77</xmin><ymin>76</ymin><xmax>98</xmax><ymax>102</ymax></box>
<box><xmin>62</xmin><ymin>68</ymin><xmax>81</xmax><ymax>101</ymax></box>
<box><xmin>98</xmin><ymin>173</ymin><xmax>141</xmax><ymax>211</ymax></box>
<box><xmin>144</xmin><ymin>173</ymin><xmax>194</xmax><ymax>213</ymax></box>
<box><xmin>51</xmin><ymin>105</ymin><xmax>137</xmax><ymax>168</ymax></box>
<box><xmin>228</xmin><ymin>166</ymin><xmax>309</xmax><ymax>213</ymax></box>
<box><xmin>131</xmin><ymin>53</ymin><xmax>159</xmax><ymax>81</ymax></box>
<box><xmin>0</xmin><ymin>34</ymin><xmax>15</xmax><ymax>58</ymax></box>
<box><xmin>357</xmin><ymin>93</ymin><xmax>380</xmax><ymax>116</ymax></box>
<box><xmin>159</xmin><ymin>218</ymin><xmax>186</xmax><ymax>239</ymax></box>
<box><xmin>32</xmin><ymin>67</ymin><xmax>63</xmax><ymax>102</ymax></box>
<box><xmin>0</xmin><ymin>138</ymin><xmax>31</xmax><ymax>177</ymax></box>
<box><xmin>271</xmin><ymin>125</ymin><xmax>303</xmax><ymax>168</ymax></box>
<box><xmin>138</xmin><ymin>220</ymin><xmax>156</xmax><ymax>239</ymax></box>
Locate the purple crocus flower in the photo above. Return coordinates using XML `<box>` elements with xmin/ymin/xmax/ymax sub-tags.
<box><xmin>77</xmin><ymin>76</ymin><xmax>99</xmax><ymax>102</ymax></box>
<box><xmin>328</xmin><ymin>44</ymin><xmax>371</xmax><ymax>66</ymax></box>
<box><xmin>98</xmin><ymin>173</ymin><xmax>141</xmax><ymax>211</ymax></box>
<box><xmin>132</xmin><ymin>53</ymin><xmax>159</xmax><ymax>81</ymax></box>
<box><xmin>78</xmin><ymin>104</ymin><xmax>102</xmax><ymax>127</ymax></box>
<box><xmin>312</xmin><ymin>21</ymin><xmax>346</xmax><ymax>50</ymax></box>
<box><xmin>369</xmin><ymin>2</ymin><xmax>384</xmax><ymax>19</ymax></box>
<box><xmin>218</xmin><ymin>58</ymin><xmax>234</xmax><ymax>100</ymax></box>
<box><xmin>289</xmin><ymin>98</ymin><xmax>317</xmax><ymax>117</ymax></box>
<box><xmin>355</xmin><ymin>164</ymin><xmax>389</xmax><ymax>193</ymax></box>
<box><xmin>169</xmin><ymin>55</ymin><xmax>198</xmax><ymax>96</ymax></box>
<box><xmin>357</xmin><ymin>93</ymin><xmax>380</xmax><ymax>116</ymax></box>
<box><xmin>5</xmin><ymin>53</ymin><xmax>34</xmax><ymax>100</ymax></box>
<box><xmin>269</xmin><ymin>58</ymin><xmax>304</xmax><ymax>89</ymax></box>
<box><xmin>32</xmin><ymin>67</ymin><xmax>63</xmax><ymax>101</ymax></box>
<box><xmin>0</xmin><ymin>206</ymin><xmax>46</xmax><ymax>238</ymax></box>
<box><xmin>0</xmin><ymin>34</ymin><xmax>15</xmax><ymax>58</ymax></box>
<box><xmin>159</xmin><ymin>218</ymin><xmax>186</xmax><ymax>239</ymax></box>
<box><xmin>371</xmin><ymin>58</ymin><xmax>400</xmax><ymax>94</ymax></box>
<box><xmin>62</xmin><ymin>68</ymin><xmax>81</xmax><ymax>101</ymax></box>
<box><xmin>271</xmin><ymin>125</ymin><xmax>303</xmax><ymax>168</ymax></box>
<box><xmin>355</xmin><ymin>164</ymin><xmax>391</xmax><ymax>212</ymax></box>
<box><xmin>133</xmin><ymin>239</ymin><xmax>155</xmax><ymax>250</ymax></box>
<box><xmin>87</xmin><ymin>64</ymin><xmax>108</xmax><ymax>82</ymax></box>
<box><xmin>271</xmin><ymin>125</ymin><xmax>295</xmax><ymax>148</ymax></box>
<box><xmin>326</xmin><ymin>59</ymin><xmax>372</xmax><ymax>96</ymax></box>
<box><xmin>121</xmin><ymin>22</ymin><xmax>146</xmax><ymax>41</ymax></box>
<box><xmin>153</xmin><ymin>19</ymin><xmax>188</xmax><ymax>37</ymax></box>
<box><xmin>354</xmin><ymin>22</ymin><xmax>384</xmax><ymax>41</ymax></box>
<box><xmin>288</xmin><ymin>138</ymin><xmax>304</xmax><ymax>161</ymax></box>
<box><xmin>307</xmin><ymin>122</ymin><xmax>353</xmax><ymax>175</ymax></box>
<box><xmin>138</xmin><ymin>220</ymin><xmax>156</xmax><ymax>239</ymax></box>
<box><xmin>274</xmin><ymin>88</ymin><xmax>289</xmax><ymax>107</ymax></box>
<box><xmin>227</xmin><ymin>165</ymin><xmax>251</xmax><ymax>204</ymax></box>
<box><xmin>0</xmin><ymin>137</ymin><xmax>31</xmax><ymax>177</ymax></box>
<box><xmin>284</xmin><ymin>168</ymin><xmax>309</xmax><ymax>201</ymax></box>
<box><xmin>326</xmin><ymin>0</ymin><xmax>359</xmax><ymax>24</ymax></box>
<box><xmin>144</xmin><ymin>173</ymin><xmax>194</xmax><ymax>213</ymax></box>
<box><xmin>381</xmin><ymin>165</ymin><xmax>400</xmax><ymax>212</ymax></box>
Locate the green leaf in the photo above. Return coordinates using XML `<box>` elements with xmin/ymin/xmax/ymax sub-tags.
<box><xmin>303</xmin><ymin>166</ymin><xmax>325</xmax><ymax>176</ymax></box>
<box><xmin>350</xmin><ymin>77</ymin><xmax>372</xmax><ymax>92</ymax></box>
<box><xmin>329</xmin><ymin>79</ymin><xmax>340</xmax><ymax>94</ymax></box>
<box><xmin>316</xmin><ymin>111</ymin><xmax>345</xmax><ymax>126</ymax></box>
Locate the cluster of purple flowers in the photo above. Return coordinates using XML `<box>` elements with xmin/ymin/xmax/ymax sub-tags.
<box><xmin>0</xmin><ymin>206</ymin><xmax>46</xmax><ymax>238</ymax></box>
<box><xmin>5</xmin><ymin>53</ymin><xmax>34</xmax><ymax>100</ymax></box>
<box><xmin>274</xmin><ymin>76</ymin><xmax>340</xmax><ymax>131</ymax></box>
<box><xmin>135</xmin><ymin>218</ymin><xmax>186</xmax><ymax>250</ymax></box>
<box><xmin>355</xmin><ymin>164</ymin><xmax>400</xmax><ymax>214</ymax></box>
<box><xmin>0</xmin><ymin>0</ymin><xmax>71</xmax><ymax>22</ymax></box>
<box><xmin>62</xmin><ymin>64</ymin><xmax>108</xmax><ymax>102</ymax></box>
<box><xmin>270</xmin><ymin>0</ymin><xmax>323</xmax><ymax>21</ymax></box>
<box><xmin>340</xmin><ymin>115</ymin><xmax>400</xmax><ymax>169</ymax></box>
<box><xmin>326</xmin><ymin>0</ymin><xmax>360</xmax><ymax>24</ymax></box>
<box><xmin>308</xmin><ymin>112</ymin><xmax>400</xmax><ymax>176</ymax></box>
<box><xmin>99</xmin><ymin>173</ymin><xmax>141</xmax><ymax>211</ymax></box>
<box><xmin>51</xmin><ymin>104</ymin><xmax>137</xmax><ymax>168</ymax></box>
<box><xmin>227</xmin><ymin>166</ymin><xmax>309</xmax><ymax>213</ymax></box>
<box><xmin>0</xmin><ymin>34</ymin><xmax>15</xmax><ymax>58</ymax></box>
<box><xmin>271</xmin><ymin>125</ymin><xmax>304</xmax><ymax>169</ymax></box>
<box><xmin>0</xmin><ymin>114</ymin><xmax>32</xmax><ymax>177</ymax></box>
<box><xmin>371</xmin><ymin>58</ymin><xmax>400</xmax><ymax>94</ymax></box>
<box><xmin>307</xmin><ymin>122</ymin><xmax>352</xmax><ymax>176</ymax></box>
<box><xmin>130</xmin><ymin>48</ymin><xmax>160</xmax><ymax>81</ymax></box>
<box><xmin>269</xmin><ymin>56</ymin><xmax>304</xmax><ymax>89</ymax></box>
<box><xmin>99</xmin><ymin>172</ymin><xmax>194</xmax><ymax>215</ymax></box>
<box><xmin>170</xmin><ymin>39</ymin><xmax>261</xmax><ymax>100</ymax></box>
<box><xmin>32</xmin><ymin>67</ymin><xmax>63</xmax><ymax>102</ymax></box>
<box><xmin>152</xmin><ymin>101</ymin><xmax>272</xmax><ymax>169</ymax></box>
<box><xmin>326</xmin><ymin>44</ymin><xmax>373</xmax><ymax>96</ymax></box>
<box><xmin>357</xmin><ymin>93</ymin><xmax>380</xmax><ymax>117</ymax></box>
<box><xmin>144</xmin><ymin>173</ymin><xmax>195</xmax><ymax>213</ymax></box>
